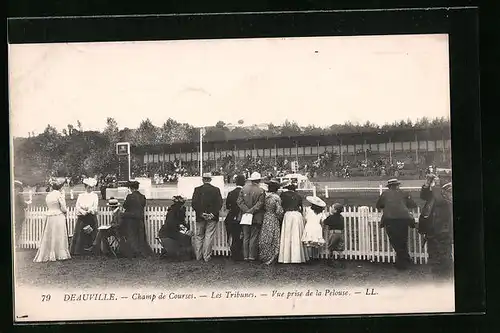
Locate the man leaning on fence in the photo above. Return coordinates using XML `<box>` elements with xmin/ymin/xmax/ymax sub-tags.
<box><xmin>376</xmin><ymin>178</ymin><xmax>417</xmax><ymax>270</ymax></box>
<box><xmin>419</xmin><ymin>171</ymin><xmax>453</xmax><ymax>279</ymax></box>
<box><xmin>191</xmin><ymin>173</ymin><xmax>223</xmax><ymax>262</ymax></box>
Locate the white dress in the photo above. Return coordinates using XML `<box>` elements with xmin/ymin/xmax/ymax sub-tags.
<box><xmin>301</xmin><ymin>207</ymin><xmax>326</xmax><ymax>247</ymax></box>
<box><xmin>33</xmin><ymin>190</ymin><xmax>71</xmax><ymax>262</ymax></box>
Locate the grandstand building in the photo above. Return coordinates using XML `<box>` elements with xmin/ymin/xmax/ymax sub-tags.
<box><xmin>132</xmin><ymin>126</ymin><xmax>451</xmax><ymax>171</ymax></box>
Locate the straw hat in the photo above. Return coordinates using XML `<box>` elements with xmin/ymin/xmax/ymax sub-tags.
<box><xmin>248</xmin><ymin>172</ymin><xmax>262</xmax><ymax>181</ymax></box>
<box><xmin>306</xmin><ymin>196</ymin><xmax>326</xmax><ymax>208</ymax></box>
<box><xmin>202</xmin><ymin>172</ymin><xmax>212</xmax><ymax>179</ymax></box>
<box><xmin>386</xmin><ymin>178</ymin><xmax>401</xmax><ymax>187</ymax></box>
<box><xmin>82</xmin><ymin>178</ymin><xmax>97</xmax><ymax>187</ymax></box>
<box><xmin>14</xmin><ymin>180</ymin><xmax>23</xmax><ymax>188</ymax></box>
<box><xmin>332</xmin><ymin>203</ymin><xmax>344</xmax><ymax>212</ymax></box>
<box><xmin>106</xmin><ymin>198</ymin><xmax>120</xmax><ymax>207</ymax></box>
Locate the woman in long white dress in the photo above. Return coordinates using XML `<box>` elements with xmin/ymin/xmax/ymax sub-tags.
<box><xmin>33</xmin><ymin>178</ymin><xmax>71</xmax><ymax>263</ymax></box>
<box><xmin>278</xmin><ymin>182</ymin><xmax>307</xmax><ymax>264</ymax></box>
<box><xmin>302</xmin><ymin>196</ymin><xmax>327</xmax><ymax>260</ymax></box>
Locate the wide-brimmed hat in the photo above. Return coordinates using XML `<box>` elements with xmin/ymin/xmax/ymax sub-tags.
<box><xmin>49</xmin><ymin>177</ymin><xmax>67</xmax><ymax>187</ymax></box>
<box><xmin>386</xmin><ymin>178</ymin><xmax>401</xmax><ymax>187</ymax></box>
<box><xmin>107</xmin><ymin>197</ymin><xmax>120</xmax><ymax>207</ymax></box>
<box><xmin>265</xmin><ymin>178</ymin><xmax>280</xmax><ymax>185</ymax></box>
<box><xmin>173</xmin><ymin>195</ymin><xmax>186</xmax><ymax>203</ymax></box>
<box><xmin>442</xmin><ymin>182</ymin><xmax>452</xmax><ymax>190</ymax></box>
<box><xmin>82</xmin><ymin>177</ymin><xmax>97</xmax><ymax>187</ymax></box>
<box><xmin>248</xmin><ymin>172</ymin><xmax>262</xmax><ymax>181</ymax></box>
<box><xmin>127</xmin><ymin>180</ymin><xmax>140</xmax><ymax>189</ymax></box>
<box><xmin>306</xmin><ymin>196</ymin><xmax>326</xmax><ymax>208</ymax></box>
<box><xmin>202</xmin><ymin>172</ymin><xmax>212</xmax><ymax>179</ymax></box>
<box><xmin>281</xmin><ymin>180</ymin><xmax>297</xmax><ymax>189</ymax></box>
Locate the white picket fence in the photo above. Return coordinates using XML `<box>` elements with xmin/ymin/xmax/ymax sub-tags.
<box><xmin>18</xmin><ymin>205</ymin><xmax>428</xmax><ymax>264</ymax></box>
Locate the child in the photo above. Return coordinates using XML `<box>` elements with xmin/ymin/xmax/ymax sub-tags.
<box><xmin>302</xmin><ymin>196</ymin><xmax>327</xmax><ymax>261</ymax></box>
<box><xmin>323</xmin><ymin>203</ymin><xmax>345</xmax><ymax>266</ymax></box>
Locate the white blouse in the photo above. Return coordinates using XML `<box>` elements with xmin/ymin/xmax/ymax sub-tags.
<box><xmin>75</xmin><ymin>192</ymin><xmax>99</xmax><ymax>216</ymax></box>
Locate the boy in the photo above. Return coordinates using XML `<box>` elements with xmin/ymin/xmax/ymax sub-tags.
<box><xmin>323</xmin><ymin>203</ymin><xmax>345</xmax><ymax>267</ymax></box>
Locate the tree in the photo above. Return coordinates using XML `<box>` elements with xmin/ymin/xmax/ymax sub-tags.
<box><xmin>133</xmin><ymin>118</ymin><xmax>160</xmax><ymax>146</ymax></box>
<box><xmin>280</xmin><ymin>120</ymin><xmax>302</xmax><ymax>136</ymax></box>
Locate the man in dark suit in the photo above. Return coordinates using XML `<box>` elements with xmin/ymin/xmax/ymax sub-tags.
<box><xmin>224</xmin><ymin>174</ymin><xmax>246</xmax><ymax>261</ymax></box>
<box><xmin>237</xmin><ymin>172</ymin><xmax>266</xmax><ymax>261</ymax></box>
<box><xmin>191</xmin><ymin>173</ymin><xmax>223</xmax><ymax>262</ymax></box>
<box><xmin>376</xmin><ymin>178</ymin><xmax>417</xmax><ymax>270</ymax></box>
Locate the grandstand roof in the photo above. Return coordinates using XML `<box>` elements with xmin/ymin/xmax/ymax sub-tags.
<box><xmin>132</xmin><ymin>126</ymin><xmax>450</xmax><ymax>154</ymax></box>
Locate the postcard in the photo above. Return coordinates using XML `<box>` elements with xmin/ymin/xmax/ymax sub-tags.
<box><xmin>10</xmin><ymin>33</ymin><xmax>455</xmax><ymax>322</ymax></box>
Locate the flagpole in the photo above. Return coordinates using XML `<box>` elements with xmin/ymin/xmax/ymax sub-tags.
<box><xmin>199</xmin><ymin>128</ymin><xmax>203</xmax><ymax>177</ymax></box>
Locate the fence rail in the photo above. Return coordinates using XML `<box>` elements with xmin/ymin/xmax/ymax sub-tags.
<box><xmin>18</xmin><ymin>205</ymin><xmax>427</xmax><ymax>264</ymax></box>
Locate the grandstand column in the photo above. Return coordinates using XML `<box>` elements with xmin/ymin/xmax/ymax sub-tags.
<box><xmin>340</xmin><ymin>138</ymin><xmax>343</xmax><ymax>164</ymax></box>
<box><xmin>199</xmin><ymin>128</ymin><xmax>204</xmax><ymax>176</ymax></box>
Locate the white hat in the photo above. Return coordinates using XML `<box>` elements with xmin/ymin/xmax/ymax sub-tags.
<box><xmin>14</xmin><ymin>180</ymin><xmax>23</xmax><ymax>187</ymax></box>
<box><xmin>50</xmin><ymin>177</ymin><xmax>66</xmax><ymax>186</ymax></box>
<box><xmin>82</xmin><ymin>178</ymin><xmax>97</xmax><ymax>187</ymax></box>
<box><xmin>306</xmin><ymin>196</ymin><xmax>326</xmax><ymax>208</ymax></box>
<box><xmin>442</xmin><ymin>182</ymin><xmax>452</xmax><ymax>190</ymax></box>
<box><xmin>202</xmin><ymin>172</ymin><xmax>212</xmax><ymax>179</ymax></box>
<box><xmin>248</xmin><ymin>172</ymin><xmax>262</xmax><ymax>181</ymax></box>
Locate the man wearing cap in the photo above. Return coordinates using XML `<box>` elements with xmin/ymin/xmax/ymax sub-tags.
<box><xmin>13</xmin><ymin>180</ymin><xmax>28</xmax><ymax>247</ymax></box>
<box><xmin>237</xmin><ymin>172</ymin><xmax>266</xmax><ymax>261</ymax></box>
<box><xmin>420</xmin><ymin>171</ymin><xmax>453</xmax><ymax>279</ymax></box>
<box><xmin>224</xmin><ymin>174</ymin><xmax>246</xmax><ymax>261</ymax></box>
<box><xmin>376</xmin><ymin>178</ymin><xmax>418</xmax><ymax>270</ymax></box>
<box><xmin>191</xmin><ymin>173</ymin><xmax>223</xmax><ymax>262</ymax></box>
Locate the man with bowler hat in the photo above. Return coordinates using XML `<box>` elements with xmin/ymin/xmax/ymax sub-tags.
<box><xmin>191</xmin><ymin>173</ymin><xmax>223</xmax><ymax>262</ymax></box>
<box><xmin>376</xmin><ymin>178</ymin><xmax>418</xmax><ymax>270</ymax></box>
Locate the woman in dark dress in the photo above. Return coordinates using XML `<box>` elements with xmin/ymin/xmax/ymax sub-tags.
<box><xmin>158</xmin><ymin>196</ymin><xmax>193</xmax><ymax>260</ymax></box>
<box><xmin>278</xmin><ymin>181</ymin><xmax>307</xmax><ymax>264</ymax></box>
<box><xmin>120</xmin><ymin>181</ymin><xmax>153</xmax><ymax>257</ymax></box>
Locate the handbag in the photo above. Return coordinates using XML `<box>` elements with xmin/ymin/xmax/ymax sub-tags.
<box><xmin>240</xmin><ymin>213</ymin><xmax>253</xmax><ymax>225</ymax></box>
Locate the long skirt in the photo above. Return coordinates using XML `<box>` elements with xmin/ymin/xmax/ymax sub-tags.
<box><xmin>278</xmin><ymin>211</ymin><xmax>307</xmax><ymax>264</ymax></box>
<box><xmin>259</xmin><ymin>212</ymin><xmax>281</xmax><ymax>264</ymax></box>
<box><xmin>70</xmin><ymin>214</ymin><xmax>98</xmax><ymax>255</ymax></box>
<box><xmin>120</xmin><ymin>216</ymin><xmax>153</xmax><ymax>257</ymax></box>
<box><xmin>33</xmin><ymin>213</ymin><xmax>71</xmax><ymax>262</ymax></box>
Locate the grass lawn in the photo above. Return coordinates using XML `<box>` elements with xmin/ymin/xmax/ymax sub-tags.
<box><xmin>15</xmin><ymin>249</ymin><xmax>436</xmax><ymax>290</ymax></box>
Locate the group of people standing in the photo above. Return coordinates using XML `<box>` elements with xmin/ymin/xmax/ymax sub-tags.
<box><xmin>14</xmin><ymin>167</ymin><xmax>453</xmax><ymax>279</ymax></box>
<box><xmin>29</xmin><ymin>177</ymin><xmax>152</xmax><ymax>263</ymax></box>
<box><xmin>175</xmin><ymin>172</ymin><xmax>345</xmax><ymax>265</ymax></box>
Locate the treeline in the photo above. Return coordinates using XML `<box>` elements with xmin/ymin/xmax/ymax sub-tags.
<box><xmin>13</xmin><ymin>117</ymin><xmax>449</xmax><ymax>185</ymax></box>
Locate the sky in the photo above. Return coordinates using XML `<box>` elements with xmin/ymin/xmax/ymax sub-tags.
<box><xmin>8</xmin><ymin>34</ymin><xmax>450</xmax><ymax>138</ymax></box>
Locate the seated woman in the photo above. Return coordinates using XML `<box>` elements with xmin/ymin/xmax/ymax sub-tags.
<box><xmin>158</xmin><ymin>196</ymin><xmax>193</xmax><ymax>260</ymax></box>
<box><xmin>92</xmin><ymin>198</ymin><xmax>128</xmax><ymax>257</ymax></box>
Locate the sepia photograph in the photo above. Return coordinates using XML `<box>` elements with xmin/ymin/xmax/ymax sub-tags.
<box><xmin>10</xmin><ymin>33</ymin><xmax>455</xmax><ymax>322</ymax></box>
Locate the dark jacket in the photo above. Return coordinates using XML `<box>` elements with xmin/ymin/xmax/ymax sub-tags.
<box><xmin>122</xmin><ymin>190</ymin><xmax>147</xmax><ymax>219</ymax></box>
<box><xmin>420</xmin><ymin>185</ymin><xmax>453</xmax><ymax>237</ymax></box>
<box><xmin>280</xmin><ymin>191</ymin><xmax>303</xmax><ymax>213</ymax></box>
<box><xmin>236</xmin><ymin>183</ymin><xmax>266</xmax><ymax>225</ymax></box>
<box><xmin>158</xmin><ymin>203</ymin><xmax>187</xmax><ymax>240</ymax></box>
<box><xmin>15</xmin><ymin>193</ymin><xmax>27</xmax><ymax>222</ymax></box>
<box><xmin>376</xmin><ymin>188</ymin><xmax>417</xmax><ymax>221</ymax></box>
<box><xmin>191</xmin><ymin>183</ymin><xmax>223</xmax><ymax>222</ymax></box>
<box><xmin>225</xmin><ymin>186</ymin><xmax>243</xmax><ymax>224</ymax></box>
<box><xmin>323</xmin><ymin>212</ymin><xmax>344</xmax><ymax>230</ymax></box>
